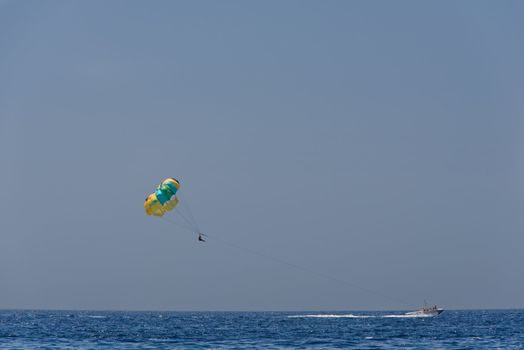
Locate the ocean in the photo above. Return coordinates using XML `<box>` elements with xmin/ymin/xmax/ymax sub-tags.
<box><xmin>1</xmin><ymin>309</ymin><xmax>523</xmax><ymax>349</ymax></box>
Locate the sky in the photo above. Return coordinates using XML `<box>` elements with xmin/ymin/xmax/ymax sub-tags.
<box><xmin>1</xmin><ymin>0</ymin><xmax>523</xmax><ymax>311</ymax></box>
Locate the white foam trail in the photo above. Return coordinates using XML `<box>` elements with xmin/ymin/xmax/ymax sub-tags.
<box><xmin>288</xmin><ymin>313</ymin><xmax>434</xmax><ymax>319</ymax></box>
<box><xmin>288</xmin><ymin>314</ymin><xmax>371</xmax><ymax>318</ymax></box>
<box><xmin>383</xmin><ymin>314</ymin><xmax>433</xmax><ymax>318</ymax></box>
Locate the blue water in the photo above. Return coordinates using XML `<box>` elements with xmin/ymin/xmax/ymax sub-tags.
<box><xmin>1</xmin><ymin>310</ymin><xmax>523</xmax><ymax>349</ymax></box>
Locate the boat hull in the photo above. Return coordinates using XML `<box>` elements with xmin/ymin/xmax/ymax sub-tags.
<box><xmin>405</xmin><ymin>308</ymin><xmax>443</xmax><ymax>317</ymax></box>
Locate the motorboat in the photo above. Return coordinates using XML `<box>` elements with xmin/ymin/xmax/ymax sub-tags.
<box><xmin>405</xmin><ymin>304</ymin><xmax>443</xmax><ymax>316</ymax></box>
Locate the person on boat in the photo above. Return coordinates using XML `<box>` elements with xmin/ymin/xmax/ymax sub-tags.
<box><xmin>198</xmin><ymin>233</ymin><xmax>206</xmax><ymax>242</ymax></box>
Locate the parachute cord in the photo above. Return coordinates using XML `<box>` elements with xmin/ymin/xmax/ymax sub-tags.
<box><xmin>159</xmin><ymin>216</ymin><xmax>197</xmax><ymax>233</ymax></box>
<box><xmin>206</xmin><ymin>234</ymin><xmax>412</xmax><ymax>309</ymax></box>
<box><xmin>174</xmin><ymin>206</ymin><xmax>199</xmax><ymax>232</ymax></box>
<box><xmin>159</xmin><ymin>219</ymin><xmax>413</xmax><ymax>309</ymax></box>
<box><xmin>177</xmin><ymin>195</ymin><xmax>200</xmax><ymax>232</ymax></box>
<box><xmin>159</xmin><ymin>216</ymin><xmax>196</xmax><ymax>233</ymax></box>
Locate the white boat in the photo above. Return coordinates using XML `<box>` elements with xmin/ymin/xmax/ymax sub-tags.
<box><xmin>405</xmin><ymin>304</ymin><xmax>443</xmax><ymax>317</ymax></box>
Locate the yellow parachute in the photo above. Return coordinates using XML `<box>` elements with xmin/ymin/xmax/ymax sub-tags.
<box><xmin>144</xmin><ymin>178</ymin><xmax>180</xmax><ymax>217</ymax></box>
<box><xmin>144</xmin><ymin>178</ymin><xmax>201</xmax><ymax>238</ymax></box>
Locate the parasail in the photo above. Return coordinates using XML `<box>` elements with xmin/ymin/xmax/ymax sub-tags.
<box><xmin>144</xmin><ymin>178</ymin><xmax>180</xmax><ymax>217</ymax></box>
<box><xmin>144</xmin><ymin>178</ymin><xmax>202</xmax><ymax>238</ymax></box>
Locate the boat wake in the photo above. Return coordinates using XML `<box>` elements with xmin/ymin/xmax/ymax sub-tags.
<box><xmin>288</xmin><ymin>314</ymin><xmax>371</xmax><ymax>318</ymax></box>
<box><xmin>288</xmin><ymin>313</ymin><xmax>434</xmax><ymax>319</ymax></box>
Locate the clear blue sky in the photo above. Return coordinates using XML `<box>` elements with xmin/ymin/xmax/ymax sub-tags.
<box><xmin>1</xmin><ymin>0</ymin><xmax>523</xmax><ymax>311</ymax></box>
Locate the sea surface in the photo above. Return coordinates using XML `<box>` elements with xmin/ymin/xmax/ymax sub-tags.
<box><xmin>1</xmin><ymin>309</ymin><xmax>523</xmax><ymax>349</ymax></box>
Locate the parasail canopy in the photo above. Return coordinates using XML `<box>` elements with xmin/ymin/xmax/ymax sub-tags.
<box><xmin>144</xmin><ymin>178</ymin><xmax>180</xmax><ymax>217</ymax></box>
<box><xmin>144</xmin><ymin>178</ymin><xmax>201</xmax><ymax>235</ymax></box>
